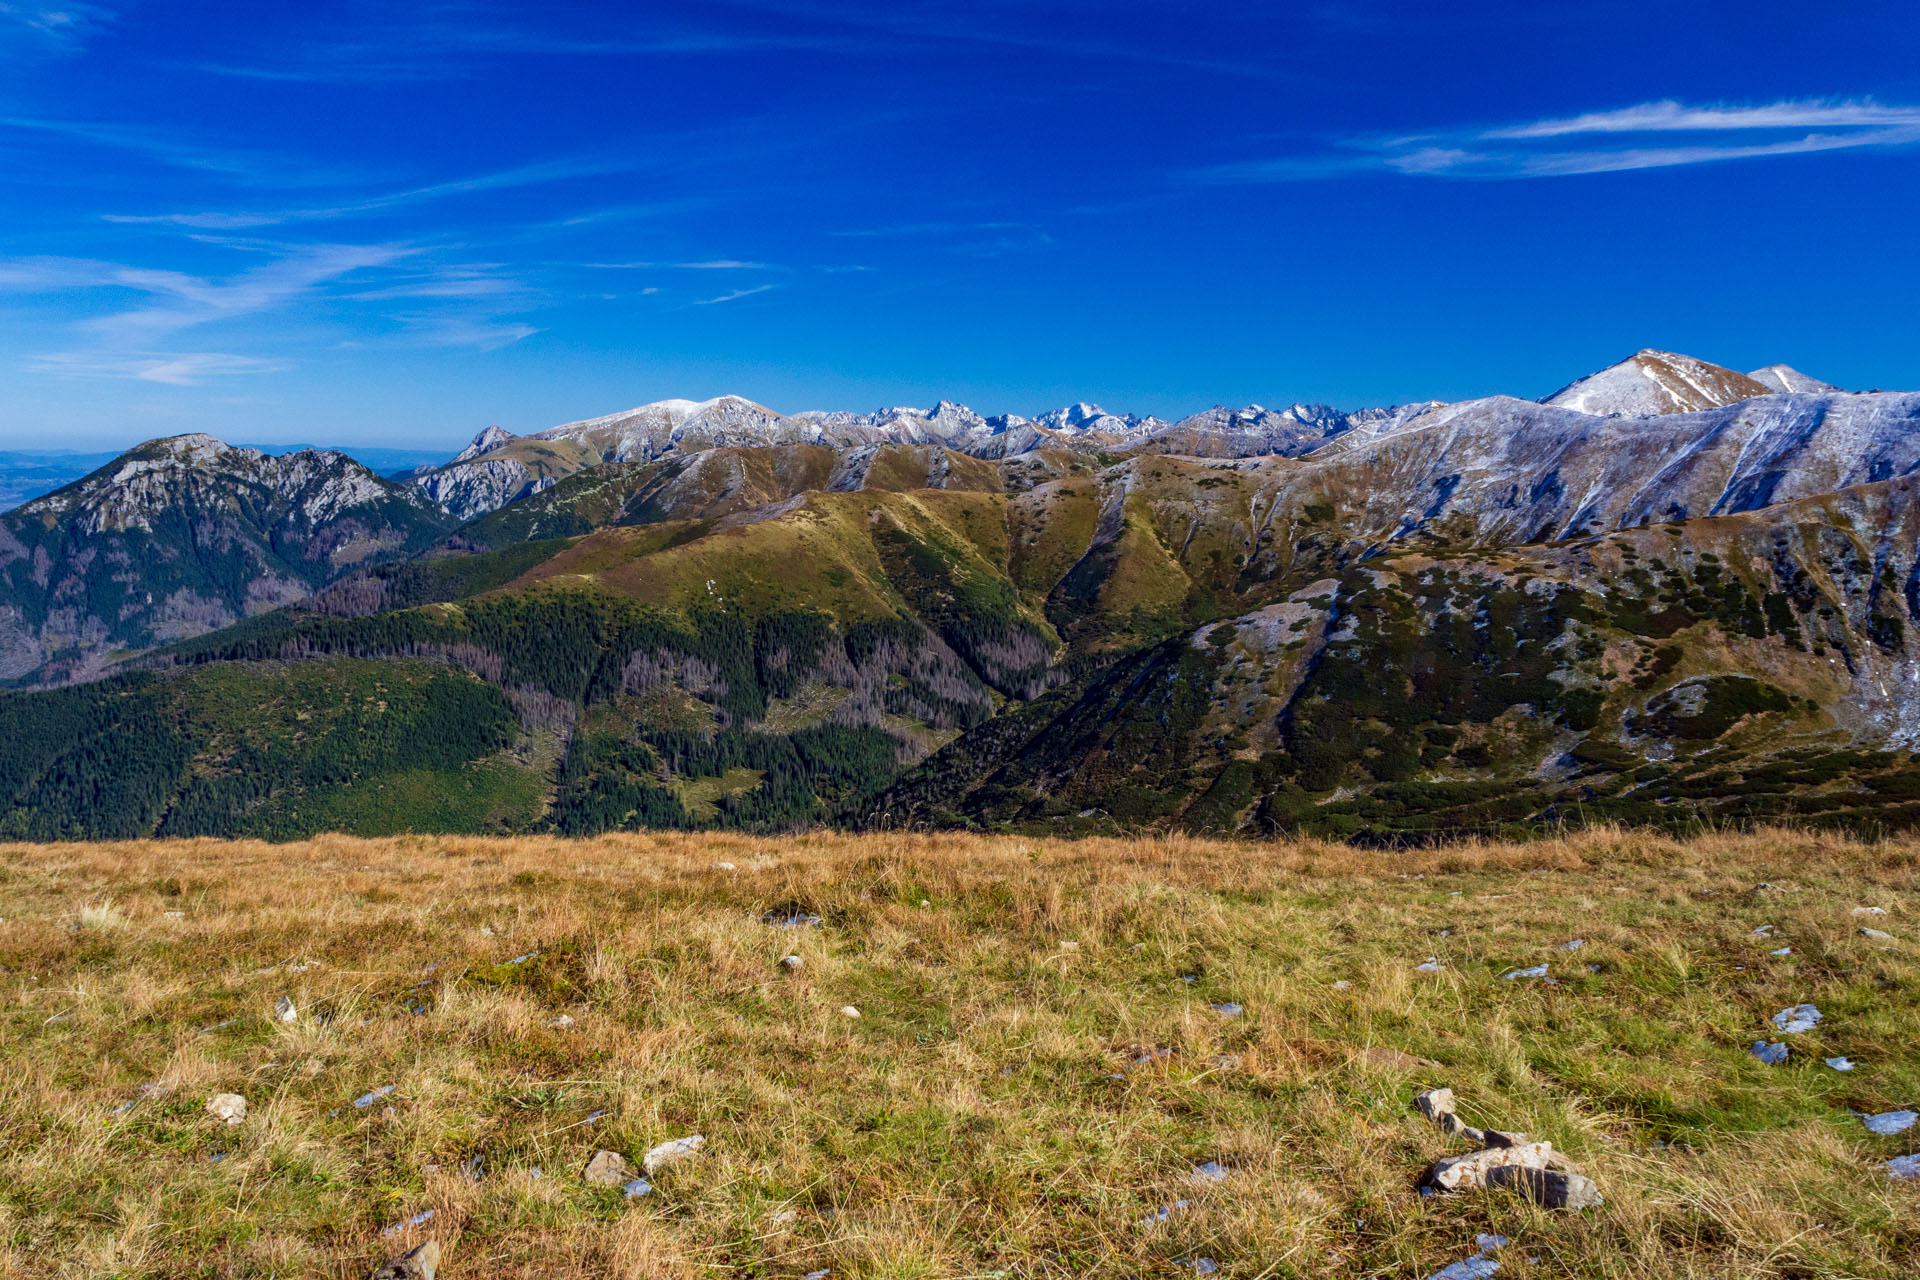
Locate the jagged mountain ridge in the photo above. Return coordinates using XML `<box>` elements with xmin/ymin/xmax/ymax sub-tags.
<box><xmin>409</xmin><ymin>395</ymin><xmax>1449</xmax><ymax>519</ymax></box>
<box><xmin>0</xmin><ymin>435</ymin><xmax>453</xmax><ymax>684</ymax></box>
<box><xmin>405</xmin><ymin>349</ymin><xmax>1845</xmax><ymax>521</ymax></box>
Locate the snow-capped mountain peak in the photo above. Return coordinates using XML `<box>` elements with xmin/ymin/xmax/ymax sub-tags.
<box><xmin>1747</xmin><ymin>364</ymin><xmax>1842</xmax><ymax>396</ymax></box>
<box><xmin>1543</xmin><ymin>349</ymin><xmax>1773</xmax><ymax>417</ymax></box>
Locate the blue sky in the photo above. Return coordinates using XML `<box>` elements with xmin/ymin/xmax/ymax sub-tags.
<box><xmin>2</xmin><ymin>1</ymin><xmax>1918</xmax><ymax>451</ymax></box>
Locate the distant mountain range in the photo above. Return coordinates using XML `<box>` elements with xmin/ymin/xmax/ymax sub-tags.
<box><xmin>0</xmin><ymin>443</ymin><xmax>452</xmax><ymax>512</ymax></box>
<box><xmin>9</xmin><ymin>348</ymin><xmax>1920</xmax><ymax>842</ymax></box>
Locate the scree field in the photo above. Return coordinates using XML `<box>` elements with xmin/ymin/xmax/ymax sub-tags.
<box><xmin>1</xmin><ymin>829</ymin><xmax>1916</xmax><ymax>1278</ymax></box>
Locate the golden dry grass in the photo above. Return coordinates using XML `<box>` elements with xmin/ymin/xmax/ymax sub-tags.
<box><xmin>0</xmin><ymin>826</ymin><xmax>1916</xmax><ymax>1278</ymax></box>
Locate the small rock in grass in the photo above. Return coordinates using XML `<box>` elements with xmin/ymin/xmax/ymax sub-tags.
<box><xmin>1750</xmin><ymin>1041</ymin><xmax>1789</xmax><ymax>1065</ymax></box>
<box><xmin>206</xmin><ymin>1093</ymin><xmax>246</xmax><ymax>1125</ymax></box>
<box><xmin>1826</xmin><ymin>1056</ymin><xmax>1855</xmax><ymax>1071</ymax></box>
<box><xmin>779</xmin><ymin>954</ymin><xmax>803</xmax><ymax>972</ymax></box>
<box><xmin>1772</xmin><ymin>1004</ymin><xmax>1822</xmax><ymax>1034</ymax></box>
<box><xmin>1425</xmin><ymin>1256</ymin><xmax>1500</xmax><ymax>1280</ymax></box>
<box><xmin>770</xmin><ymin>1208</ymin><xmax>801</xmax><ymax>1225</ymax></box>
<box><xmin>1886</xmin><ymin>1154</ymin><xmax>1920</xmax><ymax>1180</ymax></box>
<box><xmin>622</xmin><ymin>1177</ymin><xmax>652</xmax><ymax>1198</ymax></box>
<box><xmin>1415</xmin><ymin>1088</ymin><xmax>1457</xmax><ymax>1121</ymax></box>
<box><xmin>1561</xmin><ymin>939</ymin><xmax>1584</xmax><ymax>951</ymax></box>
<box><xmin>1485</xmin><ymin>1164</ymin><xmax>1603</xmax><ymax>1209</ymax></box>
<box><xmin>379</xmin><ymin>1210</ymin><xmax>434</xmax><ymax>1238</ymax></box>
<box><xmin>642</xmin><ymin>1134</ymin><xmax>706</xmax><ymax>1176</ymax></box>
<box><xmin>712</xmin><ymin>861</ymin><xmax>736</xmax><ymax>871</ymax></box>
<box><xmin>1853</xmin><ymin>906</ymin><xmax>1888</xmax><ymax>917</ymax></box>
<box><xmin>803</xmin><ymin>1271</ymin><xmax>832</xmax><ymax>1280</ymax></box>
<box><xmin>1864</xmin><ymin>1110</ymin><xmax>1917</xmax><ymax>1135</ymax></box>
<box><xmin>1415</xmin><ymin>957</ymin><xmax>1441</xmax><ymax>972</ymax></box>
<box><xmin>1770</xmin><ymin>947</ymin><xmax>1792</xmax><ymax>957</ymax></box>
<box><xmin>369</xmin><ymin>1239</ymin><xmax>439</xmax><ymax>1280</ymax></box>
<box><xmin>1182</xmin><ymin>1259</ymin><xmax>1218</xmax><ymax>1275</ymax></box>
<box><xmin>1422</xmin><ymin>1142</ymin><xmax>1556</xmax><ymax>1193</ymax></box>
<box><xmin>1332</xmin><ymin>979</ymin><xmax>1353</xmax><ymax>989</ymax></box>
<box><xmin>762</xmin><ymin>908</ymin><xmax>821</xmax><ymax>929</ymax></box>
<box><xmin>274</xmin><ymin>996</ymin><xmax>297</xmax><ymax>1024</ymax></box>
<box><xmin>1861</xmin><ymin>928</ymin><xmax>1896</xmax><ymax>942</ymax></box>
<box><xmin>1188</xmin><ymin>1160</ymin><xmax>1229</xmax><ymax>1186</ymax></box>
<box><xmin>583</xmin><ymin>1149</ymin><xmax>637</xmax><ymax>1187</ymax></box>
<box><xmin>839</xmin><ymin>1005</ymin><xmax>861</xmax><ymax>1019</ymax></box>
<box><xmin>1474</xmin><ymin>1234</ymin><xmax>1509</xmax><ymax>1253</ymax></box>
<box><xmin>1210</xmin><ymin>1001</ymin><xmax>1244</xmax><ymax>1017</ymax></box>
<box><xmin>546</xmin><ymin>1014</ymin><xmax>574</xmax><ymax>1029</ymax></box>
<box><xmin>1752</xmin><ymin>924</ymin><xmax>1776</xmax><ymax>937</ymax></box>
<box><xmin>1503</xmin><ymin>964</ymin><xmax>1549</xmax><ymax>980</ymax></box>
<box><xmin>1139</xmin><ymin>1199</ymin><xmax>1192</xmax><ymax>1225</ymax></box>
<box><xmin>354</xmin><ymin>1085</ymin><xmax>396</xmax><ymax>1109</ymax></box>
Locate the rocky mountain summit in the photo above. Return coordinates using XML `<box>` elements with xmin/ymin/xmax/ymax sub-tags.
<box><xmin>0</xmin><ymin>435</ymin><xmax>451</xmax><ymax>683</ymax></box>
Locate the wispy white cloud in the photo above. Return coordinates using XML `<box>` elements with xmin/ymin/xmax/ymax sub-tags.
<box><xmin>98</xmin><ymin>156</ymin><xmax>639</xmax><ymax>226</ymax></box>
<box><xmin>0</xmin><ymin>114</ymin><xmax>355</xmax><ymax>187</ymax></box>
<box><xmin>25</xmin><ymin>350</ymin><xmax>285</xmax><ymax>385</ymax></box>
<box><xmin>1200</xmin><ymin>97</ymin><xmax>1920</xmax><ymax>184</ymax></box>
<box><xmin>1</xmin><ymin>242</ymin><xmax>410</xmax><ymax>384</ymax></box>
<box><xmin>693</xmin><ymin>284</ymin><xmax>777</xmax><ymax>305</ymax></box>
<box><xmin>1486</xmin><ymin>99</ymin><xmax>1920</xmax><ymax>139</ymax></box>
<box><xmin>400</xmin><ymin>316</ymin><xmax>539</xmax><ymax>350</ymax></box>
<box><xmin>0</xmin><ymin>1</ymin><xmax>112</xmax><ymax>51</ymax></box>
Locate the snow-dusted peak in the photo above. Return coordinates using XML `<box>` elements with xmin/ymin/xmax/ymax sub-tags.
<box><xmin>1748</xmin><ymin>364</ymin><xmax>1842</xmax><ymax>396</ymax></box>
<box><xmin>1544</xmin><ymin>350</ymin><xmax>1773</xmax><ymax>417</ymax></box>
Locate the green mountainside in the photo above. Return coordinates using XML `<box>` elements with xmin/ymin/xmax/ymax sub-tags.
<box><xmin>9</xmin><ymin>364</ymin><xmax>1920</xmax><ymax>841</ymax></box>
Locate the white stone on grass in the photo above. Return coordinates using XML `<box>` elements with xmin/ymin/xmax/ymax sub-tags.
<box><xmin>642</xmin><ymin>1134</ymin><xmax>706</xmax><ymax>1176</ymax></box>
<box><xmin>206</xmin><ymin>1093</ymin><xmax>246</xmax><ymax>1125</ymax></box>
<box><xmin>1771</xmin><ymin>1004</ymin><xmax>1822</xmax><ymax>1034</ymax></box>
<box><xmin>1503</xmin><ymin>964</ymin><xmax>1549</xmax><ymax>980</ymax></box>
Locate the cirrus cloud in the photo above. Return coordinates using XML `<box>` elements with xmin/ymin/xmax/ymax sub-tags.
<box><xmin>1200</xmin><ymin>97</ymin><xmax>1920</xmax><ymax>184</ymax></box>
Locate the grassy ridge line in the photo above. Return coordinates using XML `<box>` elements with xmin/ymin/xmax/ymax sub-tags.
<box><xmin>0</xmin><ymin>828</ymin><xmax>1915</xmax><ymax>1277</ymax></box>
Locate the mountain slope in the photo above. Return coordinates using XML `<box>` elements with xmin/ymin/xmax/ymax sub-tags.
<box><xmin>0</xmin><ymin>435</ymin><xmax>453</xmax><ymax>684</ymax></box>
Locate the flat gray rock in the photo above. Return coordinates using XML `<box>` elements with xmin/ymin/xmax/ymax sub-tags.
<box><xmin>369</xmin><ymin>1239</ymin><xmax>438</xmax><ymax>1280</ymax></box>
<box><xmin>1484</xmin><ymin>1163</ymin><xmax>1604</xmax><ymax>1209</ymax></box>
<box><xmin>1863</xmin><ymin>1110</ymin><xmax>1917</xmax><ymax>1135</ymax></box>
<box><xmin>583</xmin><ymin>1149</ymin><xmax>637</xmax><ymax>1187</ymax></box>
